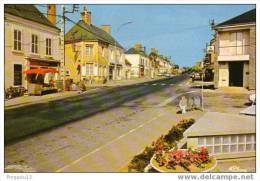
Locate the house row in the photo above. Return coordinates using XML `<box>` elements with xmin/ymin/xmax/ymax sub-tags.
<box><xmin>4</xmin><ymin>5</ymin><xmax>175</xmax><ymax>93</ymax></box>
<box><xmin>203</xmin><ymin>8</ymin><xmax>256</xmax><ymax>90</ymax></box>
<box><xmin>65</xmin><ymin>8</ymin><xmax>175</xmax><ymax>84</ymax></box>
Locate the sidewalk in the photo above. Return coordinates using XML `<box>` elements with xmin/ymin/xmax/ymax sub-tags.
<box><xmin>4</xmin><ymin>77</ymin><xmax>165</xmax><ymax>109</ymax></box>
<box><xmin>86</xmin><ymin>77</ymin><xmax>164</xmax><ymax>87</ymax></box>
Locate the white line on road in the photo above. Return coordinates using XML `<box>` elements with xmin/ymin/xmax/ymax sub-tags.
<box><xmin>56</xmin><ymin>111</ymin><xmax>164</xmax><ymax>172</ymax></box>
<box><xmin>152</xmin><ymin>83</ymin><xmax>157</xmax><ymax>86</ymax></box>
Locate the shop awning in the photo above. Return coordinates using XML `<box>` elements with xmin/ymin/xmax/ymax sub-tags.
<box><xmin>24</xmin><ymin>68</ymin><xmax>59</xmax><ymax>74</ymax></box>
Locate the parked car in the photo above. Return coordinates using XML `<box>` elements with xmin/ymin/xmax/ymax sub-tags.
<box><xmin>191</xmin><ymin>73</ymin><xmax>201</xmax><ymax>81</ymax></box>
<box><xmin>157</xmin><ymin>73</ymin><xmax>164</xmax><ymax>77</ymax></box>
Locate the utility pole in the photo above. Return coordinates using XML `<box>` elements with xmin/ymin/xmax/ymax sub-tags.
<box><xmin>60</xmin><ymin>4</ymin><xmax>79</xmax><ymax>90</ymax></box>
<box><xmin>60</xmin><ymin>5</ymin><xmax>65</xmax><ymax>90</ymax></box>
<box><xmin>201</xmin><ymin>43</ymin><xmax>207</xmax><ymax>111</ymax></box>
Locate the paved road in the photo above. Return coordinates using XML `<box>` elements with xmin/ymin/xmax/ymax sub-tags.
<box><xmin>5</xmin><ymin>74</ymin><xmax>203</xmax><ymax>172</ymax></box>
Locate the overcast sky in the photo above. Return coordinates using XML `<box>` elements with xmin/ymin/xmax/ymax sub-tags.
<box><xmin>37</xmin><ymin>4</ymin><xmax>255</xmax><ymax>67</ymax></box>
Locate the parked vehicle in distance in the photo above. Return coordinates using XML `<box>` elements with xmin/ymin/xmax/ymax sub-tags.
<box><xmin>157</xmin><ymin>73</ymin><xmax>164</xmax><ymax>77</ymax></box>
<box><xmin>191</xmin><ymin>73</ymin><xmax>202</xmax><ymax>81</ymax></box>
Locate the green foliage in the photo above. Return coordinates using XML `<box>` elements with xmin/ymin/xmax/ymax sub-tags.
<box><xmin>128</xmin><ymin>118</ymin><xmax>195</xmax><ymax>172</ymax></box>
<box><xmin>128</xmin><ymin>146</ymin><xmax>154</xmax><ymax>172</ymax></box>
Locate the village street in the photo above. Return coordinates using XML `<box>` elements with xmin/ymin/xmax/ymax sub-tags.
<box><xmin>3</xmin><ymin>5</ymin><xmax>256</xmax><ymax>175</ymax></box>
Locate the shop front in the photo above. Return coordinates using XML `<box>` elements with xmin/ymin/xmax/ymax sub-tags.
<box><xmin>24</xmin><ymin>58</ymin><xmax>60</xmax><ymax>95</ymax></box>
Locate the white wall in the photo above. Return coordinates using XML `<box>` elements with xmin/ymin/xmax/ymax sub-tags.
<box><xmin>5</xmin><ymin>13</ymin><xmax>60</xmax><ymax>88</ymax></box>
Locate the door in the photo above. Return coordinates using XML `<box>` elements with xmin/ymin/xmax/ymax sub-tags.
<box><xmin>109</xmin><ymin>66</ymin><xmax>113</xmax><ymax>80</ymax></box>
<box><xmin>219</xmin><ymin>63</ymin><xmax>229</xmax><ymax>87</ymax></box>
<box><xmin>229</xmin><ymin>62</ymin><xmax>244</xmax><ymax>87</ymax></box>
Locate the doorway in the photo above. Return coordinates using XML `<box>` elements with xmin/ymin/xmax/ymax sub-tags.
<box><xmin>229</xmin><ymin>62</ymin><xmax>244</xmax><ymax>87</ymax></box>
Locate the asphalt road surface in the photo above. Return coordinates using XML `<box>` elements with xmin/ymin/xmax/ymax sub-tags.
<box><xmin>5</xmin><ymin>74</ymin><xmax>200</xmax><ymax>172</ymax></box>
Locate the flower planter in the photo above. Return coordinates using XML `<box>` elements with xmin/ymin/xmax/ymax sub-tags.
<box><xmin>150</xmin><ymin>148</ymin><xmax>217</xmax><ymax>173</ymax></box>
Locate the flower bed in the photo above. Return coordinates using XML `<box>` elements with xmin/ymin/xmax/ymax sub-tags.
<box><xmin>151</xmin><ymin>147</ymin><xmax>217</xmax><ymax>172</ymax></box>
<box><xmin>128</xmin><ymin>118</ymin><xmax>195</xmax><ymax>172</ymax></box>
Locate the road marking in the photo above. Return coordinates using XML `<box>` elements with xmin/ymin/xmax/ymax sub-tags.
<box><xmin>56</xmin><ymin>112</ymin><xmax>164</xmax><ymax>172</ymax></box>
<box><xmin>152</xmin><ymin>83</ymin><xmax>157</xmax><ymax>86</ymax></box>
<box><xmin>161</xmin><ymin>83</ymin><xmax>166</xmax><ymax>86</ymax></box>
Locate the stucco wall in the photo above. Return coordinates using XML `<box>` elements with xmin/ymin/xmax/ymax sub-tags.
<box><xmin>5</xmin><ymin>13</ymin><xmax>60</xmax><ymax>88</ymax></box>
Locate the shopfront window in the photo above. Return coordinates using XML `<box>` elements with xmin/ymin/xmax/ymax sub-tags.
<box><xmin>13</xmin><ymin>64</ymin><xmax>22</xmax><ymax>86</ymax></box>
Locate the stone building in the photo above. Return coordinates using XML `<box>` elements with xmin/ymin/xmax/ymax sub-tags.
<box><xmin>214</xmin><ymin>9</ymin><xmax>256</xmax><ymax>90</ymax></box>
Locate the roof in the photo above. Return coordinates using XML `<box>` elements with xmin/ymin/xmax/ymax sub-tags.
<box><xmin>4</xmin><ymin>4</ymin><xmax>59</xmax><ymax>30</ymax></box>
<box><xmin>216</xmin><ymin>9</ymin><xmax>256</xmax><ymax>27</ymax></box>
<box><xmin>183</xmin><ymin>112</ymin><xmax>255</xmax><ymax>137</ymax></box>
<box><xmin>125</xmin><ymin>47</ymin><xmax>147</xmax><ymax>57</ymax></box>
<box><xmin>65</xmin><ymin>20</ymin><xmax>123</xmax><ymax>49</ymax></box>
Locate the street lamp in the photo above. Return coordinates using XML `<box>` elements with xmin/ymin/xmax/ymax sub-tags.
<box><xmin>114</xmin><ymin>21</ymin><xmax>133</xmax><ymax>80</ymax></box>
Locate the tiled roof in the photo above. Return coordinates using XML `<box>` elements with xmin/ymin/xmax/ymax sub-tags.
<box><xmin>65</xmin><ymin>20</ymin><xmax>123</xmax><ymax>49</ymax></box>
<box><xmin>4</xmin><ymin>4</ymin><xmax>59</xmax><ymax>30</ymax></box>
<box><xmin>216</xmin><ymin>8</ymin><xmax>256</xmax><ymax>27</ymax></box>
<box><xmin>125</xmin><ymin>47</ymin><xmax>147</xmax><ymax>57</ymax></box>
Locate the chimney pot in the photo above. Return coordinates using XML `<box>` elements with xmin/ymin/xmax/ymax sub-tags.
<box><xmin>81</xmin><ymin>9</ymin><xmax>91</xmax><ymax>25</ymax></box>
<box><xmin>134</xmin><ymin>43</ymin><xmax>142</xmax><ymax>50</ymax></box>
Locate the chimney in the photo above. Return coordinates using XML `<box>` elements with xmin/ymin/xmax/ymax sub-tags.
<box><xmin>81</xmin><ymin>7</ymin><xmax>92</xmax><ymax>25</ymax></box>
<box><xmin>47</xmin><ymin>5</ymin><xmax>56</xmax><ymax>26</ymax></box>
<box><xmin>134</xmin><ymin>43</ymin><xmax>142</xmax><ymax>50</ymax></box>
<box><xmin>101</xmin><ymin>25</ymin><xmax>111</xmax><ymax>34</ymax></box>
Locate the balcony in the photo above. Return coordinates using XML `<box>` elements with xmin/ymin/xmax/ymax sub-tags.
<box><xmin>218</xmin><ymin>45</ymin><xmax>250</xmax><ymax>61</ymax></box>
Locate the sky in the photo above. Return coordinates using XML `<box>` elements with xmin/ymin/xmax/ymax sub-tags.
<box><xmin>37</xmin><ymin>4</ymin><xmax>255</xmax><ymax>67</ymax></box>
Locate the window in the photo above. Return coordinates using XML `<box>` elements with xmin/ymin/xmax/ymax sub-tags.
<box><xmin>46</xmin><ymin>38</ymin><xmax>52</xmax><ymax>55</ymax></box>
<box><xmin>86</xmin><ymin>46</ymin><xmax>93</xmax><ymax>57</ymax></box>
<box><xmin>197</xmin><ymin>134</ymin><xmax>255</xmax><ymax>155</ymax></box>
<box><xmin>14</xmin><ymin>29</ymin><xmax>22</xmax><ymax>51</ymax></box>
<box><xmin>102</xmin><ymin>47</ymin><xmax>105</xmax><ymax>57</ymax></box>
<box><xmin>220</xmin><ymin>31</ymin><xmax>249</xmax><ymax>56</ymax></box>
<box><xmin>14</xmin><ymin>64</ymin><xmax>22</xmax><ymax>86</ymax></box>
<box><xmin>31</xmin><ymin>34</ymin><xmax>38</xmax><ymax>53</ymax></box>
<box><xmin>98</xmin><ymin>66</ymin><xmax>102</xmax><ymax>76</ymax></box>
<box><xmin>110</xmin><ymin>50</ymin><xmax>114</xmax><ymax>60</ymax></box>
<box><xmin>86</xmin><ymin>64</ymin><xmax>93</xmax><ymax>76</ymax></box>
